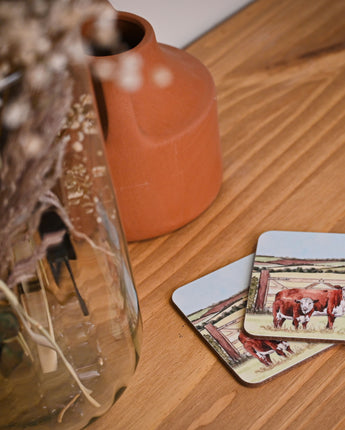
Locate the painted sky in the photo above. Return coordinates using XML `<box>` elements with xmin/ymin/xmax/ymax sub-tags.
<box><xmin>172</xmin><ymin>254</ymin><xmax>254</xmax><ymax>316</ymax></box>
<box><xmin>172</xmin><ymin>231</ymin><xmax>345</xmax><ymax>316</ymax></box>
<box><xmin>257</xmin><ymin>231</ymin><xmax>345</xmax><ymax>260</ymax></box>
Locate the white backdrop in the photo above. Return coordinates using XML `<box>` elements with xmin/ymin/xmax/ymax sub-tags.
<box><xmin>109</xmin><ymin>0</ymin><xmax>254</xmax><ymax>48</ymax></box>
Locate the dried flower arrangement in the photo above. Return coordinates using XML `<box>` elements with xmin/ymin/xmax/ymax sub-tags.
<box><xmin>0</xmin><ymin>0</ymin><xmax>118</xmax><ymax>278</ymax></box>
<box><xmin>0</xmin><ymin>0</ymin><xmax>127</xmax><ymax>419</ymax></box>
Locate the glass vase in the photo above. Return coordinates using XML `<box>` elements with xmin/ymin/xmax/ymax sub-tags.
<box><xmin>0</xmin><ymin>4</ymin><xmax>142</xmax><ymax>428</ymax></box>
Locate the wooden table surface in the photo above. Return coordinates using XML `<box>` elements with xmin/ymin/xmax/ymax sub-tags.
<box><xmin>90</xmin><ymin>0</ymin><xmax>345</xmax><ymax>428</ymax></box>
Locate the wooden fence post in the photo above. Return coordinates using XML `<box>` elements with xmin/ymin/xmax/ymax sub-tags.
<box><xmin>255</xmin><ymin>269</ymin><xmax>269</xmax><ymax>311</ymax></box>
<box><xmin>204</xmin><ymin>323</ymin><xmax>241</xmax><ymax>361</ymax></box>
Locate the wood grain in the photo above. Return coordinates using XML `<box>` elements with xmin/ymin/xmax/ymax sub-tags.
<box><xmin>89</xmin><ymin>0</ymin><xmax>345</xmax><ymax>428</ymax></box>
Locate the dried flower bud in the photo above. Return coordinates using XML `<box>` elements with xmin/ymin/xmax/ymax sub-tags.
<box><xmin>36</xmin><ymin>37</ymin><xmax>52</xmax><ymax>55</ymax></box>
<box><xmin>23</xmin><ymin>133</ymin><xmax>44</xmax><ymax>157</ymax></box>
<box><xmin>27</xmin><ymin>64</ymin><xmax>51</xmax><ymax>89</ymax></box>
<box><xmin>152</xmin><ymin>66</ymin><xmax>173</xmax><ymax>88</ymax></box>
<box><xmin>116</xmin><ymin>53</ymin><xmax>143</xmax><ymax>92</ymax></box>
<box><xmin>91</xmin><ymin>59</ymin><xmax>116</xmax><ymax>80</ymax></box>
<box><xmin>49</xmin><ymin>53</ymin><xmax>68</xmax><ymax>72</ymax></box>
<box><xmin>2</xmin><ymin>100</ymin><xmax>30</xmax><ymax>129</ymax></box>
<box><xmin>93</xmin><ymin>8</ymin><xmax>117</xmax><ymax>47</ymax></box>
<box><xmin>83</xmin><ymin>119</ymin><xmax>97</xmax><ymax>134</ymax></box>
<box><xmin>65</xmin><ymin>40</ymin><xmax>85</xmax><ymax>63</ymax></box>
<box><xmin>72</xmin><ymin>141</ymin><xmax>83</xmax><ymax>152</ymax></box>
<box><xmin>61</xmin><ymin>135</ymin><xmax>71</xmax><ymax>145</ymax></box>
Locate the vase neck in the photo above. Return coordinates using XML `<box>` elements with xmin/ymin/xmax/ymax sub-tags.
<box><xmin>118</xmin><ymin>11</ymin><xmax>156</xmax><ymax>53</ymax></box>
<box><xmin>86</xmin><ymin>11</ymin><xmax>159</xmax><ymax>59</ymax></box>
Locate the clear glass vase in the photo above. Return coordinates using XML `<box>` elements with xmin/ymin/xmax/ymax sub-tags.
<box><xmin>0</xmin><ymin>3</ymin><xmax>142</xmax><ymax>428</ymax></box>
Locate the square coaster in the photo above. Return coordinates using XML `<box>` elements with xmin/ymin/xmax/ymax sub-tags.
<box><xmin>244</xmin><ymin>231</ymin><xmax>345</xmax><ymax>342</ymax></box>
<box><xmin>172</xmin><ymin>254</ymin><xmax>332</xmax><ymax>385</ymax></box>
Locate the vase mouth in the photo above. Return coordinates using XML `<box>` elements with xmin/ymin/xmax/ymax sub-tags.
<box><xmin>83</xmin><ymin>11</ymin><xmax>153</xmax><ymax>57</ymax></box>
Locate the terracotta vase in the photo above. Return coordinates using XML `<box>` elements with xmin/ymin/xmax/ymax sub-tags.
<box><xmin>88</xmin><ymin>11</ymin><xmax>223</xmax><ymax>241</ymax></box>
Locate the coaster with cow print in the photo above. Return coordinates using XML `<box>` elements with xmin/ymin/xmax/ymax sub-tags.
<box><xmin>172</xmin><ymin>254</ymin><xmax>332</xmax><ymax>385</ymax></box>
<box><xmin>244</xmin><ymin>230</ymin><xmax>345</xmax><ymax>343</ymax></box>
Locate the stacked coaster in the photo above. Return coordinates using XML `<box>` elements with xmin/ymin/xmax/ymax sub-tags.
<box><xmin>172</xmin><ymin>231</ymin><xmax>345</xmax><ymax>385</ymax></box>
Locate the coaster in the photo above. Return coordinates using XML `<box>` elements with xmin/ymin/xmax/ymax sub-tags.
<box><xmin>244</xmin><ymin>231</ymin><xmax>345</xmax><ymax>342</ymax></box>
<box><xmin>172</xmin><ymin>254</ymin><xmax>333</xmax><ymax>385</ymax></box>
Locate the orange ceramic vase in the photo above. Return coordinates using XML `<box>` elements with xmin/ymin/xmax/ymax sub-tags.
<box><xmin>90</xmin><ymin>11</ymin><xmax>222</xmax><ymax>241</ymax></box>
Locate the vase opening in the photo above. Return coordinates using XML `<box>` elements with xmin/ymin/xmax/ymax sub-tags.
<box><xmin>84</xmin><ymin>15</ymin><xmax>146</xmax><ymax>57</ymax></box>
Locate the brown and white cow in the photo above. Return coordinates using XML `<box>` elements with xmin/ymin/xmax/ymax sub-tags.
<box><xmin>273</xmin><ymin>293</ymin><xmax>319</xmax><ymax>329</ymax></box>
<box><xmin>273</xmin><ymin>286</ymin><xmax>345</xmax><ymax>329</ymax></box>
<box><xmin>238</xmin><ymin>332</ymin><xmax>293</xmax><ymax>366</ymax></box>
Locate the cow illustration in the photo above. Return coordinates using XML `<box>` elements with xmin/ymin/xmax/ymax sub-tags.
<box><xmin>238</xmin><ymin>332</ymin><xmax>293</xmax><ymax>367</ymax></box>
<box><xmin>273</xmin><ymin>286</ymin><xmax>345</xmax><ymax>329</ymax></box>
<box><xmin>273</xmin><ymin>293</ymin><xmax>319</xmax><ymax>329</ymax></box>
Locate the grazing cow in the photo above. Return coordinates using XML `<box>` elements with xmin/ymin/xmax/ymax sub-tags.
<box><xmin>273</xmin><ymin>293</ymin><xmax>319</xmax><ymax>329</ymax></box>
<box><xmin>273</xmin><ymin>286</ymin><xmax>345</xmax><ymax>329</ymax></box>
<box><xmin>238</xmin><ymin>332</ymin><xmax>293</xmax><ymax>367</ymax></box>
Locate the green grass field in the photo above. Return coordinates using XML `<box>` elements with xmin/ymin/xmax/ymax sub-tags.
<box><xmin>189</xmin><ymin>307</ymin><xmax>211</xmax><ymax>321</ymax></box>
<box><xmin>233</xmin><ymin>341</ymin><xmax>332</xmax><ymax>385</ymax></box>
<box><xmin>244</xmin><ymin>312</ymin><xmax>345</xmax><ymax>341</ymax></box>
